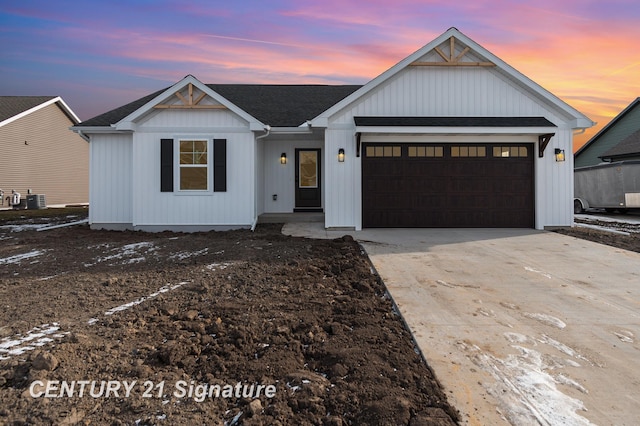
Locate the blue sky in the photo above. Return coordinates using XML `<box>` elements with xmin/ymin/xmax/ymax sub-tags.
<box><xmin>1</xmin><ymin>0</ymin><xmax>639</xmax><ymax>148</ymax></box>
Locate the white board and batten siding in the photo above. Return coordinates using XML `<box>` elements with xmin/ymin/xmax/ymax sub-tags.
<box><xmin>324</xmin><ymin>64</ymin><xmax>578</xmax><ymax>230</ymax></box>
<box><xmin>91</xmin><ymin>108</ymin><xmax>256</xmax><ymax>230</ymax></box>
<box><xmin>89</xmin><ymin>133</ymin><xmax>133</xmax><ymax>227</ymax></box>
<box><xmin>261</xmin><ymin>138</ymin><xmax>324</xmax><ymax>214</ymax></box>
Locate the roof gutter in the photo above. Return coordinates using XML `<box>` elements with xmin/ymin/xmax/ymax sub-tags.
<box><xmin>256</xmin><ymin>125</ymin><xmax>271</xmax><ymax>140</ymax></box>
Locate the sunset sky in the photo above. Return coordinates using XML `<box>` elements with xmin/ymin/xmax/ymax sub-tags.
<box><xmin>1</xmin><ymin>0</ymin><xmax>638</xmax><ymax>150</ymax></box>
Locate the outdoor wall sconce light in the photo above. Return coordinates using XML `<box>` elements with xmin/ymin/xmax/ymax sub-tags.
<box><xmin>554</xmin><ymin>148</ymin><xmax>565</xmax><ymax>162</ymax></box>
<box><xmin>338</xmin><ymin>148</ymin><xmax>345</xmax><ymax>162</ymax></box>
<box><xmin>280</xmin><ymin>152</ymin><xmax>287</xmax><ymax>164</ymax></box>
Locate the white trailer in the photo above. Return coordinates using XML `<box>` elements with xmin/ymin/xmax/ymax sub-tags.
<box><xmin>574</xmin><ymin>161</ymin><xmax>640</xmax><ymax>213</ymax></box>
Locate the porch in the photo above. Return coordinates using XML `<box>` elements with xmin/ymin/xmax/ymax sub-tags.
<box><xmin>257</xmin><ymin>212</ymin><xmax>324</xmax><ymax>224</ymax></box>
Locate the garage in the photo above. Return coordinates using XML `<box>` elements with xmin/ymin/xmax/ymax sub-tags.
<box><xmin>362</xmin><ymin>142</ymin><xmax>534</xmax><ymax>228</ymax></box>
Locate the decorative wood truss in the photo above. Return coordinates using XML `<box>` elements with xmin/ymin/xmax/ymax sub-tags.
<box><xmin>410</xmin><ymin>36</ymin><xmax>495</xmax><ymax>67</ymax></box>
<box><xmin>154</xmin><ymin>83</ymin><xmax>227</xmax><ymax>109</ymax></box>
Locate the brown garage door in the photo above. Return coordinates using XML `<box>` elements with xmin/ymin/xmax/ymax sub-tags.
<box><xmin>362</xmin><ymin>143</ymin><xmax>534</xmax><ymax>228</ymax></box>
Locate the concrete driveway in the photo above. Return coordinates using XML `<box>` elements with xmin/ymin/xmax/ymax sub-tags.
<box><xmin>283</xmin><ymin>225</ymin><xmax>640</xmax><ymax>425</ymax></box>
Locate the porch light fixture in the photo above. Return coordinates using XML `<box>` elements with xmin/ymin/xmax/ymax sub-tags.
<box><xmin>280</xmin><ymin>152</ymin><xmax>287</xmax><ymax>164</ymax></box>
<box><xmin>338</xmin><ymin>148</ymin><xmax>345</xmax><ymax>162</ymax></box>
<box><xmin>554</xmin><ymin>148</ymin><xmax>565</xmax><ymax>162</ymax></box>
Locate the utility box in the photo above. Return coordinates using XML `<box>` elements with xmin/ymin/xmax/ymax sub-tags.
<box><xmin>27</xmin><ymin>194</ymin><xmax>47</xmax><ymax>209</ymax></box>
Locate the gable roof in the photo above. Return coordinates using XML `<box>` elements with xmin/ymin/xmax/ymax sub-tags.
<box><xmin>311</xmin><ymin>27</ymin><xmax>593</xmax><ymax>129</ymax></box>
<box><xmin>0</xmin><ymin>96</ymin><xmax>81</xmax><ymax>128</ymax></box>
<box><xmin>76</xmin><ymin>81</ymin><xmax>361</xmax><ymax>128</ymax></box>
<box><xmin>600</xmin><ymin>128</ymin><xmax>640</xmax><ymax>160</ymax></box>
<box><xmin>574</xmin><ymin>97</ymin><xmax>640</xmax><ymax>158</ymax></box>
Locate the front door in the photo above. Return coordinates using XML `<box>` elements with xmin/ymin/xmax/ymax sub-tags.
<box><xmin>295</xmin><ymin>149</ymin><xmax>322</xmax><ymax>211</ymax></box>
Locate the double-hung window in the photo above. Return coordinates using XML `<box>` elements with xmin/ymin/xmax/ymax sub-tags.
<box><xmin>179</xmin><ymin>140</ymin><xmax>208</xmax><ymax>190</ymax></box>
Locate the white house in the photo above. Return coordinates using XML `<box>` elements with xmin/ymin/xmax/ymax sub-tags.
<box><xmin>72</xmin><ymin>28</ymin><xmax>593</xmax><ymax>232</ymax></box>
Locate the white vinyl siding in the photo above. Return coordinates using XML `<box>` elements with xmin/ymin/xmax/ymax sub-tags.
<box><xmin>324</xmin><ymin>65</ymin><xmax>576</xmax><ymax>230</ymax></box>
<box><xmin>262</xmin><ymin>139</ymin><xmax>324</xmax><ymax>213</ymax></box>
<box><xmin>89</xmin><ymin>134</ymin><xmax>132</xmax><ymax>225</ymax></box>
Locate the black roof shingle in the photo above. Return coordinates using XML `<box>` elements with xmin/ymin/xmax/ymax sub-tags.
<box><xmin>77</xmin><ymin>84</ymin><xmax>362</xmax><ymax>128</ymax></box>
<box><xmin>0</xmin><ymin>96</ymin><xmax>57</xmax><ymax>123</ymax></box>
<box><xmin>600</xmin><ymin>129</ymin><xmax>640</xmax><ymax>160</ymax></box>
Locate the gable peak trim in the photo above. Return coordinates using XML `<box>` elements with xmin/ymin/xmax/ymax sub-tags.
<box><xmin>410</xmin><ymin>36</ymin><xmax>496</xmax><ymax>67</ymax></box>
<box><xmin>153</xmin><ymin>82</ymin><xmax>228</xmax><ymax>110</ymax></box>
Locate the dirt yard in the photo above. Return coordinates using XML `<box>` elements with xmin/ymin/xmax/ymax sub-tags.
<box><xmin>554</xmin><ymin>215</ymin><xmax>640</xmax><ymax>253</ymax></box>
<box><xmin>0</xmin><ymin>209</ymin><xmax>458</xmax><ymax>425</ymax></box>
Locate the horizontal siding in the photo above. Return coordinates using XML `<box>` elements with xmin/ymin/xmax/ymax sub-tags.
<box><xmin>575</xmin><ymin>106</ymin><xmax>640</xmax><ymax>167</ymax></box>
<box><xmin>89</xmin><ymin>134</ymin><xmax>133</xmax><ymax>224</ymax></box>
<box><xmin>0</xmin><ymin>103</ymin><xmax>88</xmax><ymax>205</ymax></box>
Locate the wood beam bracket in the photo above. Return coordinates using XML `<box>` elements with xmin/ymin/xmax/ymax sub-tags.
<box><xmin>538</xmin><ymin>133</ymin><xmax>555</xmax><ymax>158</ymax></box>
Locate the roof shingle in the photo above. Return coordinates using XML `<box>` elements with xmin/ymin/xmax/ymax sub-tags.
<box><xmin>600</xmin><ymin>129</ymin><xmax>640</xmax><ymax>160</ymax></box>
<box><xmin>0</xmin><ymin>96</ymin><xmax>57</xmax><ymax>123</ymax></box>
<box><xmin>77</xmin><ymin>84</ymin><xmax>362</xmax><ymax>128</ymax></box>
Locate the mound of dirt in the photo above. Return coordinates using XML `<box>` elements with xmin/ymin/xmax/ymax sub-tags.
<box><xmin>0</xmin><ymin>214</ymin><xmax>458</xmax><ymax>425</ymax></box>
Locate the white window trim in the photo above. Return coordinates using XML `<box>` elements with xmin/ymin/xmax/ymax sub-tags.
<box><xmin>174</xmin><ymin>137</ymin><xmax>213</xmax><ymax>194</ymax></box>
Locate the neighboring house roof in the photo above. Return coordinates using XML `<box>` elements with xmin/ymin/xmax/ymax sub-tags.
<box><xmin>600</xmin><ymin>128</ymin><xmax>640</xmax><ymax>160</ymax></box>
<box><xmin>0</xmin><ymin>96</ymin><xmax>81</xmax><ymax>127</ymax></box>
<box><xmin>574</xmin><ymin>97</ymin><xmax>640</xmax><ymax>165</ymax></box>
<box><xmin>354</xmin><ymin>116</ymin><xmax>556</xmax><ymax>127</ymax></box>
<box><xmin>312</xmin><ymin>27</ymin><xmax>593</xmax><ymax>129</ymax></box>
<box><xmin>77</xmin><ymin>84</ymin><xmax>361</xmax><ymax>128</ymax></box>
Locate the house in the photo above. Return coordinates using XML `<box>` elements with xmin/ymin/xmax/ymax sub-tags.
<box><xmin>599</xmin><ymin>129</ymin><xmax>640</xmax><ymax>162</ymax></box>
<box><xmin>575</xmin><ymin>97</ymin><xmax>640</xmax><ymax>167</ymax></box>
<box><xmin>72</xmin><ymin>27</ymin><xmax>593</xmax><ymax>232</ymax></box>
<box><xmin>0</xmin><ymin>96</ymin><xmax>89</xmax><ymax>206</ymax></box>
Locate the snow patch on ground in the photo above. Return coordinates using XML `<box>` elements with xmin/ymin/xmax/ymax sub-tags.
<box><xmin>0</xmin><ymin>250</ymin><xmax>45</xmax><ymax>265</ymax></box>
<box><xmin>524</xmin><ymin>266</ymin><xmax>552</xmax><ymax>279</ymax></box>
<box><xmin>84</xmin><ymin>242</ymin><xmax>157</xmax><ymax>266</ymax></box>
<box><xmin>524</xmin><ymin>312</ymin><xmax>567</xmax><ymax>329</ymax></box>
<box><xmin>205</xmin><ymin>262</ymin><xmax>234</xmax><ymax>271</ymax></box>
<box><xmin>575</xmin><ymin>222</ymin><xmax>631</xmax><ymax>236</ymax></box>
<box><xmin>0</xmin><ymin>224</ymin><xmax>50</xmax><ymax>232</ymax></box>
<box><xmin>104</xmin><ymin>282</ymin><xmax>189</xmax><ymax>316</ymax></box>
<box><xmin>85</xmin><ymin>281</ymin><xmax>191</xmax><ymax>325</ymax></box>
<box><xmin>169</xmin><ymin>248</ymin><xmax>208</xmax><ymax>260</ymax></box>
<box><xmin>0</xmin><ymin>323</ymin><xmax>68</xmax><ymax>360</ymax></box>
<box><xmin>466</xmin><ymin>341</ymin><xmax>593</xmax><ymax>425</ymax></box>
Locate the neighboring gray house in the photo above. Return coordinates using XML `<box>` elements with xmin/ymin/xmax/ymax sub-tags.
<box><xmin>72</xmin><ymin>28</ymin><xmax>593</xmax><ymax>232</ymax></box>
<box><xmin>0</xmin><ymin>96</ymin><xmax>89</xmax><ymax>206</ymax></box>
<box><xmin>575</xmin><ymin>97</ymin><xmax>640</xmax><ymax>167</ymax></box>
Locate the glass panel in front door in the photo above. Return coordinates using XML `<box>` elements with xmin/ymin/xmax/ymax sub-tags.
<box><xmin>299</xmin><ymin>151</ymin><xmax>318</xmax><ymax>188</ymax></box>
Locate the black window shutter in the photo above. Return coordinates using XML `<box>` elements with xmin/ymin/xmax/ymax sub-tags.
<box><xmin>160</xmin><ymin>139</ymin><xmax>173</xmax><ymax>192</ymax></box>
<box><xmin>213</xmin><ymin>139</ymin><xmax>227</xmax><ymax>192</ymax></box>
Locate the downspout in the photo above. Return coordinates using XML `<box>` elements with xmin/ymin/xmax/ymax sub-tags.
<box><xmin>252</xmin><ymin>125</ymin><xmax>271</xmax><ymax>231</ymax></box>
